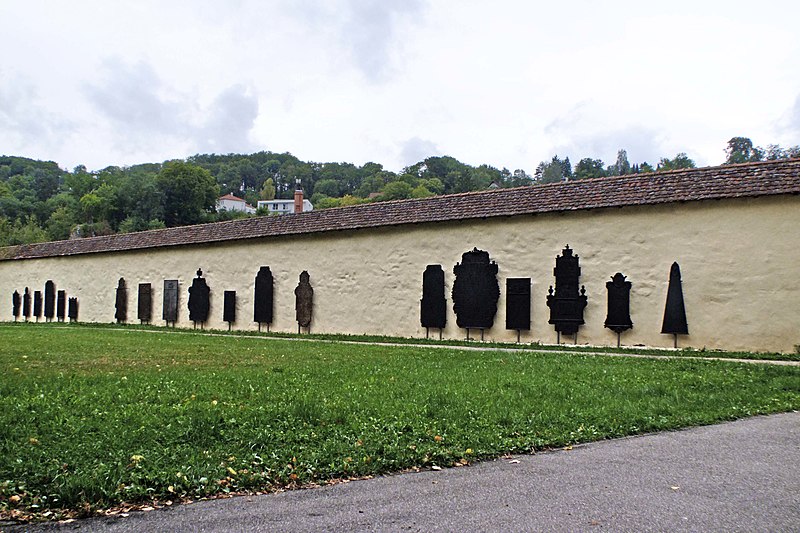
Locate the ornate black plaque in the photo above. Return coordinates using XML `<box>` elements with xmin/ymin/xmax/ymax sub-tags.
<box><xmin>506</xmin><ymin>278</ymin><xmax>531</xmax><ymax>331</ymax></box>
<box><xmin>661</xmin><ymin>262</ymin><xmax>688</xmax><ymax>335</ymax></box>
<box><xmin>22</xmin><ymin>288</ymin><xmax>31</xmax><ymax>319</ymax></box>
<box><xmin>188</xmin><ymin>269</ymin><xmax>210</xmax><ymax>324</ymax></box>
<box><xmin>163</xmin><ymin>280</ymin><xmax>179</xmax><ymax>323</ymax></box>
<box><xmin>138</xmin><ymin>283</ymin><xmax>152</xmax><ymax>323</ymax></box>
<box><xmin>223</xmin><ymin>290</ymin><xmax>236</xmax><ymax>324</ymax></box>
<box><xmin>547</xmin><ymin>245</ymin><xmax>588</xmax><ymax>336</ymax></box>
<box><xmin>254</xmin><ymin>266</ymin><xmax>274</xmax><ymax>325</ymax></box>
<box><xmin>604</xmin><ymin>273</ymin><xmax>633</xmax><ymax>335</ymax></box>
<box><xmin>57</xmin><ymin>290</ymin><xmax>66</xmax><ymax>322</ymax></box>
<box><xmin>114</xmin><ymin>278</ymin><xmax>127</xmax><ymax>323</ymax></box>
<box><xmin>420</xmin><ymin>265</ymin><xmax>446</xmax><ymax>329</ymax></box>
<box><xmin>295</xmin><ymin>271</ymin><xmax>313</xmax><ymax>330</ymax></box>
<box><xmin>12</xmin><ymin>290</ymin><xmax>20</xmax><ymax>320</ymax></box>
<box><xmin>68</xmin><ymin>297</ymin><xmax>78</xmax><ymax>322</ymax></box>
<box><xmin>44</xmin><ymin>280</ymin><xmax>55</xmax><ymax>321</ymax></box>
<box><xmin>452</xmin><ymin>248</ymin><xmax>500</xmax><ymax>330</ymax></box>
<box><xmin>33</xmin><ymin>291</ymin><xmax>42</xmax><ymax>320</ymax></box>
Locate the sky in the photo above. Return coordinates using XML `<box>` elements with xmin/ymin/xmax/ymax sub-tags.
<box><xmin>1</xmin><ymin>0</ymin><xmax>799</xmax><ymax>174</ymax></box>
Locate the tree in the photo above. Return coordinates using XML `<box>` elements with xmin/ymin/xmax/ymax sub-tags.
<box><xmin>378</xmin><ymin>181</ymin><xmax>413</xmax><ymax>201</ymax></box>
<box><xmin>259</xmin><ymin>178</ymin><xmax>276</xmax><ymax>200</ymax></box>
<box><xmin>607</xmin><ymin>149</ymin><xmax>631</xmax><ymax>176</ymax></box>
<box><xmin>657</xmin><ymin>153</ymin><xmax>695</xmax><ymax>171</ymax></box>
<box><xmin>724</xmin><ymin>137</ymin><xmax>764</xmax><ymax>165</ymax></box>
<box><xmin>573</xmin><ymin>158</ymin><xmax>606</xmax><ymax>179</ymax></box>
<box><xmin>157</xmin><ymin>161</ymin><xmax>219</xmax><ymax>227</ymax></box>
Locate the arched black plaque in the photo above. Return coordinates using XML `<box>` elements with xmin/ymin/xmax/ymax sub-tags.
<box><xmin>604</xmin><ymin>273</ymin><xmax>633</xmax><ymax>337</ymax></box>
<box><xmin>452</xmin><ymin>248</ymin><xmax>500</xmax><ymax>330</ymax></box>
<box><xmin>33</xmin><ymin>291</ymin><xmax>42</xmax><ymax>320</ymax></box>
<box><xmin>138</xmin><ymin>283</ymin><xmax>152</xmax><ymax>323</ymax></box>
<box><xmin>506</xmin><ymin>278</ymin><xmax>531</xmax><ymax>331</ymax></box>
<box><xmin>223</xmin><ymin>290</ymin><xmax>236</xmax><ymax>325</ymax></box>
<box><xmin>12</xmin><ymin>290</ymin><xmax>20</xmax><ymax>320</ymax></box>
<box><xmin>661</xmin><ymin>262</ymin><xmax>688</xmax><ymax>335</ymax></box>
<box><xmin>22</xmin><ymin>288</ymin><xmax>31</xmax><ymax>320</ymax></box>
<box><xmin>163</xmin><ymin>280</ymin><xmax>178</xmax><ymax>323</ymax></box>
<box><xmin>115</xmin><ymin>278</ymin><xmax>127</xmax><ymax>323</ymax></box>
<box><xmin>44</xmin><ymin>280</ymin><xmax>55</xmax><ymax>321</ymax></box>
<box><xmin>254</xmin><ymin>266</ymin><xmax>274</xmax><ymax>325</ymax></box>
<box><xmin>188</xmin><ymin>269</ymin><xmax>210</xmax><ymax>324</ymax></box>
<box><xmin>420</xmin><ymin>265</ymin><xmax>446</xmax><ymax>329</ymax></box>
<box><xmin>547</xmin><ymin>245</ymin><xmax>588</xmax><ymax>336</ymax></box>
<box><xmin>295</xmin><ymin>271</ymin><xmax>313</xmax><ymax>331</ymax></box>
<box><xmin>68</xmin><ymin>297</ymin><xmax>78</xmax><ymax>322</ymax></box>
<box><xmin>57</xmin><ymin>290</ymin><xmax>66</xmax><ymax>322</ymax></box>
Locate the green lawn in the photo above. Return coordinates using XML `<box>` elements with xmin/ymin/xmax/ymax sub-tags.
<box><xmin>1</xmin><ymin>323</ymin><xmax>798</xmax><ymax>520</ymax></box>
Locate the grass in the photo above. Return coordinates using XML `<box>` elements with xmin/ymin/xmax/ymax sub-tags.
<box><xmin>0</xmin><ymin>323</ymin><xmax>798</xmax><ymax>521</ymax></box>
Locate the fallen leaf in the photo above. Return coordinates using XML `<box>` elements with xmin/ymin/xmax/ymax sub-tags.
<box><xmin>431</xmin><ymin>465</ymin><xmax>442</xmax><ymax>471</ymax></box>
<box><xmin>508</xmin><ymin>459</ymin><xmax>520</xmax><ymax>464</ymax></box>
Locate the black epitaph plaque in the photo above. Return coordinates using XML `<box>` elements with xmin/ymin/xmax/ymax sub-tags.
<box><xmin>604</xmin><ymin>273</ymin><xmax>633</xmax><ymax>333</ymax></box>
<box><xmin>506</xmin><ymin>278</ymin><xmax>531</xmax><ymax>331</ymax></box>
<box><xmin>295</xmin><ymin>271</ymin><xmax>313</xmax><ymax>329</ymax></box>
<box><xmin>254</xmin><ymin>266</ymin><xmax>274</xmax><ymax>324</ymax></box>
<box><xmin>661</xmin><ymin>262</ymin><xmax>688</xmax><ymax>335</ymax></box>
<box><xmin>223</xmin><ymin>290</ymin><xmax>236</xmax><ymax>324</ymax></box>
<box><xmin>163</xmin><ymin>280</ymin><xmax>179</xmax><ymax>322</ymax></box>
<box><xmin>12</xmin><ymin>290</ymin><xmax>20</xmax><ymax>319</ymax></box>
<box><xmin>138</xmin><ymin>283</ymin><xmax>152</xmax><ymax>322</ymax></box>
<box><xmin>452</xmin><ymin>248</ymin><xmax>500</xmax><ymax>329</ymax></box>
<box><xmin>420</xmin><ymin>265</ymin><xmax>446</xmax><ymax>329</ymax></box>
<box><xmin>33</xmin><ymin>291</ymin><xmax>42</xmax><ymax>319</ymax></box>
<box><xmin>547</xmin><ymin>245</ymin><xmax>588</xmax><ymax>335</ymax></box>
<box><xmin>188</xmin><ymin>269</ymin><xmax>210</xmax><ymax>323</ymax></box>
<box><xmin>44</xmin><ymin>280</ymin><xmax>55</xmax><ymax>320</ymax></box>
<box><xmin>115</xmin><ymin>278</ymin><xmax>127</xmax><ymax>323</ymax></box>
<box><xmin>57</xmin><ymin>290</ymin><xmax>66</xmax><ymax>321</ymax></box>
<box><xmin>68</xmin><ymin>297</ymin><xmax>78</xmax><ymax>322</ymax></box>
<box><xmin>23</xmin><ymin>288</ymin><xmax>31</xmax><ymax>319</ymax></box>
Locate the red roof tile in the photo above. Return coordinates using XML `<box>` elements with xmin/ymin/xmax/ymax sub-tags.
<box><xmin>2</xmin><ymin>159</ymin><xmax>799</xmax><ymax>261</ymax></box>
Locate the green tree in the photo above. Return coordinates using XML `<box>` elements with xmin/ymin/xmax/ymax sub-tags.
<box><xmin>607</xmin><ymin>149</ymin><xmax>631</xmax><ymax>176</ymax></box>
<box><xmin>657</xmin><ymin>153</ymin><xmax>696</xmax><ymax>171</ymax></box>
<box><xmin>573</xmin><ymin>158</ymin><xmax>606</xmax><ymax>179</ymax></box>
<box><xmin>724</xmin><ymin>137</ymin><xmax>764</xmax><ymax>164</ymax></box>
<box><xmin>379</xmin><ymin>181</ymin><xmax>413</xmax><ymax>200</ymax></box>
<box><xmin>157</xmin><ymin>161</ymin><xmax>220</xmax><ymax>227</ymax></box>
<box><xmin>259</xmin><ymin>178</ymin><xmax>276</xmax><ymax>200</ymax></box>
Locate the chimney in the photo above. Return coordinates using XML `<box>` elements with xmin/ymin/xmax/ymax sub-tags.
<box><xmin>294</xmin><ymin>182</ymin><xmax>303</xmax><ymax>214</ymax></box>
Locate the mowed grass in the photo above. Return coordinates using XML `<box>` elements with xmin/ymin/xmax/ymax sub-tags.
<box><xmin>0</xmin><ymin>324</ymin><xmax>798</xmax><ymax>519</ymax></box>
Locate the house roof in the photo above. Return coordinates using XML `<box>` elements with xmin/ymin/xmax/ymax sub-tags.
<box><xmin>2</xmin><ymin>159</ymin><xmax>799</xmax><ymax>261</ymax></box>
<box><xmin>218</xmin><ymin>193</ymin><xmax>246</xmax><ymax>202</ymax></box>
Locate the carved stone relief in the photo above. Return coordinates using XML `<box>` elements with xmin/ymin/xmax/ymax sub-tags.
<box><xmin>420</xmin><ymin>265</ymin><xmax>446</xmax><ymax>330</ymax></box>
<box><xmin>115</xmin><ymin>278</ymin><xmax>127</xmax><ymax>323</ymax></box>
<box><xmin>138</xmin><ymin>283</ymin><xmax>152</xmax><ymax>323</ymax></box>
<box><xmin>44</xmin><ymin>280</ymin><xmax>55</xmax><ymax>320</ymax></box>
<box><xmin>254</xmin><ymin>266</ymin><xmax>274</xmax><ymax>325</ymax></box>
<box><xmin>661</xmin><ymin>262</ymin><xmax>688</xmax><ymax>335</ymax></box>
<box><xmin>57</xmin><ymin>290</ymin><xmax>66</xmax><ymax>322</ymax></box>
<box><xmin>546</xmin><ymin>245</ymin><xmax>588</xmax><ymax>336</ymax></box>
<box><xmin>505</xmin><ymin>278</ymin><xmax>531</xmax><ymax>331</ymax></box>
<box><xmin>188</xmin><ymin>269</ymin><xmax>210</xmax><ymax>324</ymax></box>
<box><xmin>223</xmin><ymin>290</ymin><xmax>236</xmax><ymax>324</ymax></box>
<box><xmin>163</xmin><ymin>280</ymin><xmax>178</xmax><ymax>323</ymax></box>
<box><xmin>452</xmin><ymin>248</ymin><xmax>500</xmax><ymax>330</ymax></box>
<box><xmin>295</xmin><ymin>271</ymin><xmax>313</xmax><ymax>330</ymax></box>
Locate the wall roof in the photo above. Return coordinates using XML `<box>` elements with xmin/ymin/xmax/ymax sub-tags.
<box><xmin>2</xmin><ymin>158</ymin><xmax>799</xmax><ymax>261</ymax></box>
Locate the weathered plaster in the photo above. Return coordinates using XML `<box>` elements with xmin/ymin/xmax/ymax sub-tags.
<box><xmin>1</xmin><ymin>196</ymin><xmax>798</xmax><ymax>352</ymax></box>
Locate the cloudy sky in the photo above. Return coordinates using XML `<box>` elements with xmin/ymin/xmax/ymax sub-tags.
<box><xmin>1</xmin><ymin>0</ymin><xmax>799</xmax><ymax>174</ymax></box>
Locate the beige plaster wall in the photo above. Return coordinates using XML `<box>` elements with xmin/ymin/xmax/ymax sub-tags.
<box><xmin>1</xmin><ymin>196</ymin><xmax>798</xmax><ymax>353</ymax></box>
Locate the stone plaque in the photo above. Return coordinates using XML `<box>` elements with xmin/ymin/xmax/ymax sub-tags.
<box><xmin>138</xmin><ymin>283</ymin><xmax>152</xmax><ymax>323</ymax></box>
<box><xmin>57</xmin><ymin>290</ymin><xmax>66</xmax><ymax>321</ymax></box>
<box><xmin>68</xmin><ymin>297</ymin><xmax>78</xmax><ymax>322</ymax></box>
<box><xmin>661</xmin><ymin>262</ymin><xmax>688</xmax><ymax>335</ymax></box>
<box><xmin>604</xmin><ymin>273</ymin><xmax>633</xmax><ymax>333</ymax></box>
<box><xmin>115</xmin><ymin>278</ymin><xmax>127</xmax><ymax>323</ymax></box>
<box><xmin>188</xmin><ymin>269</ymin><xmax>210</xmax><ymax>323</ymax></box>
<box><xmin>505</xmin><ymin>278</ymin><xmax>531</xmax><ymax>331</ymax></box>
<box><xmin>420</xmin><ymin>265</ymin><xmax>446</xmax><ymax>329</ymax></box>
<box><xmin>295</xmin><ymin>271</ymin><xmax>313</xmax><ymax>329</ymax></box>
<box><xmin>452</xmin><ymin>248</ymin><xmax>500</xmax><ymax>330</ymax></box>
<box><xmin>23</xmin><ymin>288</ymin><xmax>31</xmax><ymax>319</ymax></box>
<box><xmin>12</xmin><ymin>290</ymin><xmax>20</xmax><ymax>319</ymax></box>
<box><xmin>33</xmin><ymin>291</ymin><xmax>42</xmax><ymax>319</ymax></box>
<box><xmin>44</xmin><ymin>280</ymin><xmax>55</xmax><ymax>320</ymax></box>
<box><xmin>547</xmin><ymin>245</ymin><xmax>588</xmax><ymax>336</ymax></box>
<box><xmin>163</xmin><ymin>280</ymin><xmax>179</xmax><ymax>323</ymax></box>
<box><xmin>223</xmin><ymin>290</ymin><xmax>236</xmax><ymax>324</ymax></box>
<box><xmin>254</xmin><ymin>266</ymin><xmax>274</xmax><ymax>324</ymax></box>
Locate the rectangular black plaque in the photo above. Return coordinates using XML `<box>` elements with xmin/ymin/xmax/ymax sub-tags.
<box><xmin>33</xmin><ymin>291</ymin><xmax>42</xmax><ymax>318</ymax></box>
<box><xmin>68</xmin><ymin>297</ymin><xmax>78</xmax><ymax>321</ymax></box>
<box><xmin>138</xmin><ymin>283</ymin><xmax>152</xmax><ymax>322</ymax></box>
<box><xmin>223</xmin><ymin>291</ymin><xmax>236</xmax><ymax>323</ymax></box>
<box><xmin>506</xmin><ymin>278</ymin><xmax>531</xmax><ymax>330</ymax></box>
<box><xmin>163</xmin><ymin>280</ymin><xmax>178</xmax><ymax>322</ymax></box>
<box><xmin>57</xmin><ymin>290</ymin><xmax>66</xmax><ymax>321</ymax></box>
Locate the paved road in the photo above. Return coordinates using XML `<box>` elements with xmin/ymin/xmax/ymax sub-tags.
<box><xmin>8</xmin><ymin>412</ymin><xmax>799</xmax><ymax>532</ymax></box>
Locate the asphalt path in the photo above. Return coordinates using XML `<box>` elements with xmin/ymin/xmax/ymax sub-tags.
<box><xmin>8</xmin><ymin>411</ymin><xmax>798</xmax><ymax>533</ymax></box>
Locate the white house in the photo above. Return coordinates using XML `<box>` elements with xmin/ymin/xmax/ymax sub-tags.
<box><xmin>257</xmin><ymin>190</ymin><xmax>313</xmax><ymax>215</ymax></box>
<box><xmin>216</xmin><ymin>194</ymin><xmax>256</xmax><ymax>214</ymax></box>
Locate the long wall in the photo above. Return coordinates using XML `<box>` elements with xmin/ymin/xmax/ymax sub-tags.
<box><xmin>1</xmin><ymin>195</ymin><xmax>798</xmax><ymax>353</ymax></box>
